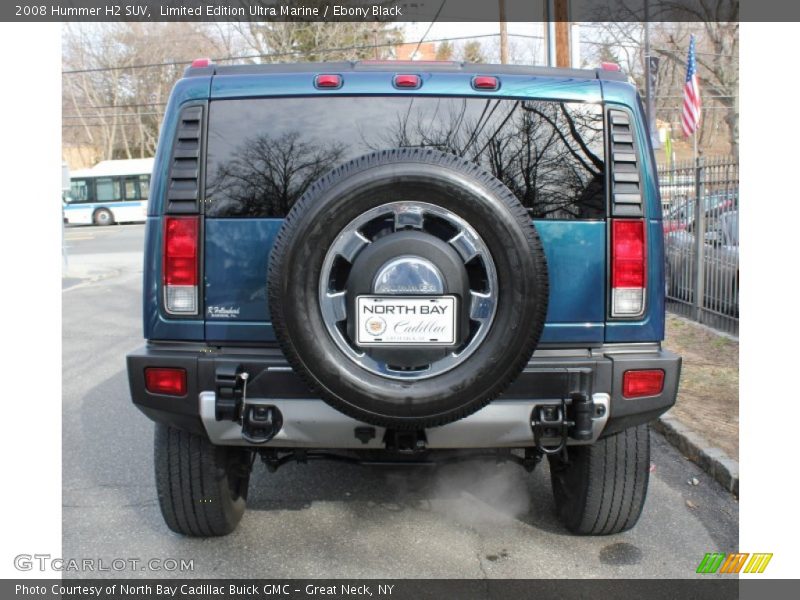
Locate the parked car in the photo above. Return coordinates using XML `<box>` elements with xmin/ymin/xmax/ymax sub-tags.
<box><xmin>665</xmin><ymin>209</ymin><xmax>739</xmax><ymax>316</ymax></box>
<box><xmin>662</xmin><ymin>191</ymin><xmax>737</xmax><ymax>234</ymax></box>
<box><xmin>663</xmin><ymin>200</ymin><xmax>692</xmax><ymax>233</ymax></box>
<box><xmin>127</xmin><ymin>60</ymin><xmax>680</xmax><ymax>537</ymax></box>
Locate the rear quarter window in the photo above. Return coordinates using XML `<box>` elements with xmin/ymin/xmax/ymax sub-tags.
<box><xmin>205</xmin><ymin>96</ymin><xmax>605</xmax><ymax>220</ymax></box>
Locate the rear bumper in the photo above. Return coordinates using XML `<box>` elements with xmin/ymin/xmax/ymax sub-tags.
<box><xmin>127</xmin><ymin>343</ymin><xmax>680</xmax><ymax>448</ymax></box>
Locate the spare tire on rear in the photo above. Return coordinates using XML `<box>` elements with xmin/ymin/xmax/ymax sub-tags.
<box><xmin>268</xmin><ymin>148</ymin><xmax>548</xmax><ymax>429</ymax></box>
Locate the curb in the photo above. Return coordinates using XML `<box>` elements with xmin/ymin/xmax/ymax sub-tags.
<box><xmin>653</xmin><ymin>414</ymin><xmax>739</xmax><ymax>496</ymax></box>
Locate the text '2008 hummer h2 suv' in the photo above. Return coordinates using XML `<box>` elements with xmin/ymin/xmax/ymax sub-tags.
<box><xmin>127</xmin><ymin>60</ymin><xmax>680</xmax><ymax>537</ymax></box>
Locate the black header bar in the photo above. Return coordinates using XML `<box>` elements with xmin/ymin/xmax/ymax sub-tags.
<box><xmin>1</xmin><ymin>0</ymin><xmax>787</xmax><ymax>23</ymax></box>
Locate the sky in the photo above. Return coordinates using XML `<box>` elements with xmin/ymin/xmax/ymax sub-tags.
<box><xmin>402</xmin><ymin>21</ymin><xmax>550</xmax><ymax>64</ymax></box>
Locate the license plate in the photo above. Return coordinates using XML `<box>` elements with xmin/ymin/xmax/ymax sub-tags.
<box><xmin>356</xmin><ymin>296</ymin><xmax>457</xmax><ymax>346</ymax></box>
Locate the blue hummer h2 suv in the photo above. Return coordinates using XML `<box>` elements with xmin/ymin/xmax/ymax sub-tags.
<box><xmin>127</xmin><ymin>59</ymin><xmax>681</xmax><ymax>537</ymax></box>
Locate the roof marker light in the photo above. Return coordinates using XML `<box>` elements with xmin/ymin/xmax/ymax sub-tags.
<box><xmin>315</xmin><ymin>74</ymin><xmax>343</xmax><ymax>89</ymax></box>
<box><xmin>601</xmin><ymin>62</ymin><xmax>622</xmax><ymax>72</ymax></box>
<box><xmin>191</xmin><ymin>58</ymin><xmax>212</xmax><ymax>68</ymax></box>
<box><xmin>393</xmin><ymin>74</ymin><xmax>422</xmax><ymax>89</ymax></box>
<box><xmin>472</xmin><ymin>76</ymin><xmax>499</xmax><ymax>91</ymax></box>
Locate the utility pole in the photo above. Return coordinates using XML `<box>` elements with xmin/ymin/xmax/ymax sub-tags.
<box><xmin>554</xmin><ymin>0</ymin><xmax>570</xmax><ymax>67</ymax></box>
<box><xmin>499</xmin><ymin>0</ymin><xmax>508</xmax><ymax>64</ymax></box>
<box><xmin>545</xmin><ymin>0</ymin><xmax>570</xmax><ymax>67</ymax></box>
<box><xmin>644</xmin><ymin>0</ymin><xmax>660</xmax><ymax>148</ymax></box>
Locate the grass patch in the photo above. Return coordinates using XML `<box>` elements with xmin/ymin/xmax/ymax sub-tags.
<box><xmin>663</xmin><ymin>314</ymin><xmax>738</xmax><ymax>460</ymax></box>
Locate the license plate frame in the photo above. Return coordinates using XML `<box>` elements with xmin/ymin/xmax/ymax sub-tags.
<box><xmin>355</xmin><ymin>295</ymin><xmax>457</xmax><ymax>346</ymax></box>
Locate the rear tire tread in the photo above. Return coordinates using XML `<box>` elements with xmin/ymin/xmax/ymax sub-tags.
<box><xmin>550</xmin><ymin>425</ymin><xmax>650</xmax><ymax>535</ymax></box>
<box><xmin>154</xmin><ymin>424</ymin><xmax>249</xmax><ymax>537</ymax></box>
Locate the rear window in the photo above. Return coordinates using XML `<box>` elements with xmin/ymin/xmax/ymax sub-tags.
<box><xmin>205</xmin><ymin>96</ymin><xmax>605</xmax><ymax>220</ymax></box>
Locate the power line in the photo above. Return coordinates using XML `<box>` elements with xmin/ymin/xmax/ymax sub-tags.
<box><xmin>63</xmin><ymin>112</ymin><xmax>161</xmax><ymax>119</ymax></box>
<box><xmin>62</xmin><ymin>32</ymin><xmax>552</xmax><ymax>75</ymax></box>
<box><xmin>62</xmin><ymin>30</ymin><xmax>734</xmax><ymax>76</ymax></box>
<box><xmin>577</xmin><ymin>23</ymin><xmax>737</xmax><ymax>58</ymax></box>
<box><xmin>578</xmin><ymin>38</ymin><xmax>735</xmax><ymax>58</ymax></box>
<box><xmin>412</xmin><ymin>0</ymin><xmax>447</xmax><ymax>59</ymax></box>
<box><xmin>62</xmin><ymin>122</ymin><xmax>149</xmax><ymax>128</ymax></box>
<box><xmin>657</xmin><ymin>95</ymin><xmax>736</xmax><ymax>99</ymax></box>
<box><xmin>71</xmin><ymin>101</ymin><xmax>168</xmax><ymax>109</ymax></box>
<box><xmin>62</xmin><ymin>33</ymin><xmax>511</xmax><ymax>75</ymax></box>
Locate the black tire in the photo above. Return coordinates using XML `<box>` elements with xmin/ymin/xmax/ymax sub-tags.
<box><xmin>154</xmin><ymin>424</ymin><xmax>251</xmax><ymax>537</ymax></box>
<box><xmin>548</xmin><ymin>425</ymin><xmax>650</xmax><ymax>535</ymax></box>
<box><xmin>268</xmin><ymin>148</ymin><xmax>549</xmax><ymax>430</ymax></box>
<box><xmin>93</xmin><ymin>208</ymin><xmax>113</xmax><ymax>226</ymax></box>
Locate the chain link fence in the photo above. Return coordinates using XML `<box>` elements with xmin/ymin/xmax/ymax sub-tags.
<box><xmin>659</xmin><ymin>156</ymin><xmax>739</xmax><ymax>337</ymax></box>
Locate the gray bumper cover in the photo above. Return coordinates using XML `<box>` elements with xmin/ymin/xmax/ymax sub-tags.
<box><xmin>199</xmin><ymin>393</ymin><xmax>611</xmax><ymax>449</ymax></box>
<box><xmin>129</xmin><ymin>342</ymin><xmax>681</xmax><ymax>447</ymax></box>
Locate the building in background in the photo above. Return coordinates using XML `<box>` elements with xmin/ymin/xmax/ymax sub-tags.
<box><xmin>394</xmin><ymin>41</ymin><xmax>437</xmax><ymax>61</ymax></box>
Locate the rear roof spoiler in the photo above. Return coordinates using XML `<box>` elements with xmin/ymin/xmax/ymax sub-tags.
<box><xmin>184</xmin><ymin>60</ymin><xmax>629</xmax><ymax>82</ymax></box>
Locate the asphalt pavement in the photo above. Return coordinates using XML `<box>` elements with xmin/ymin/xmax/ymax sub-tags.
<box><xmin>62</xmin><ymin>223</ymin><xmax>738</xmax><ymax>579</ymax></box>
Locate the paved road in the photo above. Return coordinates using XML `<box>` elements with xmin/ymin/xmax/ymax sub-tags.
<box><xmin>62</xmin><ymin>224</ymin><xmax>738</xmax><ymax>579</ymax></box>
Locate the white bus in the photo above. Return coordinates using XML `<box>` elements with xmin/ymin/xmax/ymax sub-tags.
<box><xmin>63</xmin><ymin>158</ymin><xmax>154</xmax><ymax>225</ymax></box>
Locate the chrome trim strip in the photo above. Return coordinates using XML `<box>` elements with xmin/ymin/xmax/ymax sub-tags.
<box><xmin>592</xmin><ymin>342</ymin><xmax>661</xmax><ymax>356</ymax></box>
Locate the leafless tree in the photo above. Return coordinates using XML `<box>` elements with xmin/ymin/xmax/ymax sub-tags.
<box><xmin>206</xmin><ymin>131</ymin><xmax>345</xmax><ymax>217</ymax></box>
<box><xmin>584</xmin><ymin>1</ymin><xmax>739</xmax><ymax>155</ymax></box>
<box><xmin>362</xmin><ymin>97</ymin><xmax>605</xmax><ymax>218</ymax></box>
<box><xmin>229</xmin><ymin>18</ymin><xmax>401</xmax><ymax>63</ymax></box>
<box><xmin>62</xmin><ymin>18</ymin><xmax>407</xmax><ymax>167</ymax></box>
<box><xmin>62</xmin><ymin>22</ymin><xmax>225</xmax><ymax>164</ymax></box>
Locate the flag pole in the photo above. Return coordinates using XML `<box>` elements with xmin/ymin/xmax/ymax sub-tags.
<box><xmin>692</xmin><ymin>116</ymin><xmax>705</xmax><ymax>322</ymax></box>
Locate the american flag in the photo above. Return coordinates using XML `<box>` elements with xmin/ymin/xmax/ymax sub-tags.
<box><xmin>681</xmin><ymin>34</ymin><xmax>702</xmax><ymax>137</ymax></box>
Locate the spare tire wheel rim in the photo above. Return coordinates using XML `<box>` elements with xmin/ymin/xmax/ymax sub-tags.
<box><xmin>319</xmin><ymin>201</ymin><xmax>498</xmax><ymax>380</ymax></box>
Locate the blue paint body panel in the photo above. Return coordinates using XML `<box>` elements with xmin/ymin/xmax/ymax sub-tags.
<box><xmin>536</xmin><ymin>221</ymin><xmax>605</xmax><ymax>343</ymax></box>
<box><xmin>201</xmin><ymin>219</ymin><xmax>606</xmax><ymax>344</ymax></box>
<box><xmin>144</xmin><ymin>67</ymin><xmax>667</xmax><ymax>346</ymax></box>
<box><xmin>203</xmin><ymin>218</ymin><xmax>280</xmax><ymax>342</ymax></box>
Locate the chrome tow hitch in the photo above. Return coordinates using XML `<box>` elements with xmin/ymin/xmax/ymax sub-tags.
<box><xmin>214</xmin><ymin>365</ymin><xmax>283</xmax><ymax>444</ymax></box>
<box><xmin>531</xmin><ymin>393</ymin><xmax>596</xmax><ymax>455</ymax></box>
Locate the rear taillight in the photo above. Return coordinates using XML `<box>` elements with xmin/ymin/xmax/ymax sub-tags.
<box><xmin>163</xmin><ymin>216</ymin><xmax>198</xmax><ymax>314</ymax></box>
<box><xmin>611</xmin><ymin>219</ymin><xmax>646</xmax><ymax>317</ymax></box>
<box><xmin>622</xmin><ymin>369</ymin><xmax>664</xmax><ymax>398</ymax></box>
<box><xmin>145</xmin><ymin>367</ymin><xmax>187</xmax><ymax>396</ymax></box>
